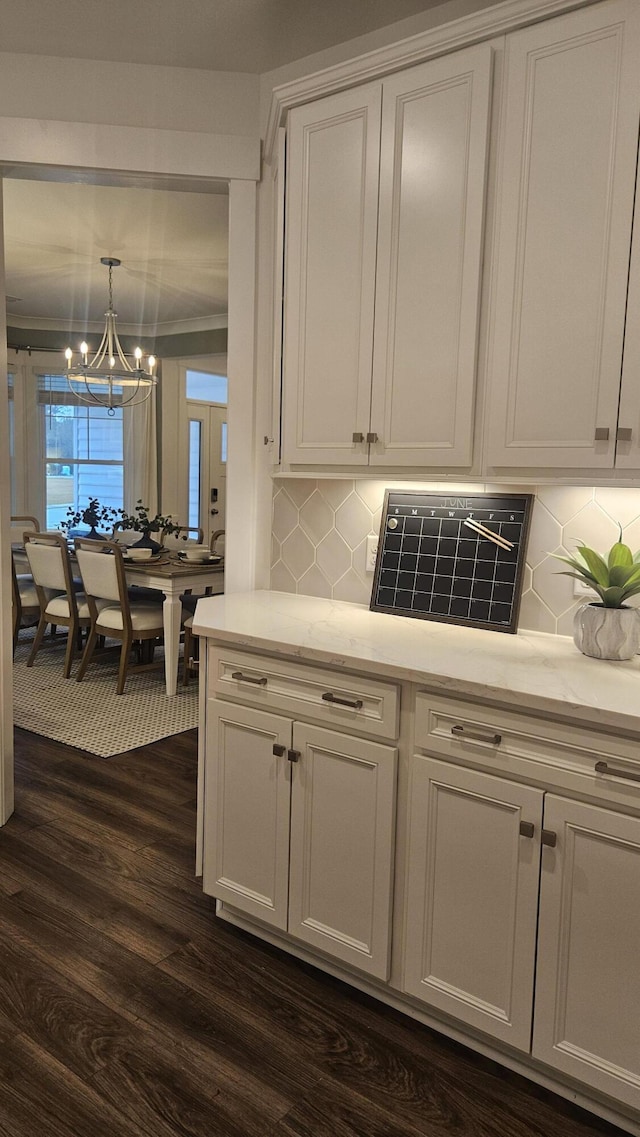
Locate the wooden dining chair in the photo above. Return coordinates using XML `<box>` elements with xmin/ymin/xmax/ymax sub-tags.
<box><xmin>23</xmin><ymin>531</ymin><xmax>91</xmax><ymax>677</ymax></box>
<box><xmin>162</xmin><ymin>525</ymin><xmax>205</xmax><ymax>549</ymax></box>
<box><xmin>210</xmin><ymin>528</ymin><xmax>225</xmax><ymax>556</ymax></box>
<box><xmin>10</xmin><ymin>514</ymin><xmax>40</xmax><ymax>543</ymax></box>
<box><xmin>74</xmin><ymin>538</ymin><xmax>166</xmax><ymax>695</ymax></box>
<box><xmin>11</xmin><ymin>549</ymin><xmax>41</xmax><ymax>652</ymax></box>
<box><xmin>182</xmin><ymin>615</ymin><xmax>198</xmax><ymax>686</ymax></box>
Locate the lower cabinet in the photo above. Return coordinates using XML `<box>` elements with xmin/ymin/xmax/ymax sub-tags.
<box><xmin>200</xmin><ymin>665</ymin><xmax>640</xmax><ymax>1127</ymax></box>
<box><xmin>403</xmin><ymin>753</ymin><xmax>640</xmax><ymax>1111</ymax></box>
<box><xmin>403</xmin><ymin>757</ymin><xmax>544</xmax><ymax>1052</ymax></box>
<box><xmin>533</xmin><ymin>795</ymin><xmax>640</xmax><ymax>1112</ymax></box>
<box><xmin>202</xmin><ymin>699</ymin><xmax>397</xmax><ymax>979</ymax></box>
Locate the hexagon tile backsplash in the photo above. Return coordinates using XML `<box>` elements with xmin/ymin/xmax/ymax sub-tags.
<box><xmin>271</xmin><ymin>481</ymin><xmax>640</xmax><ymax>635</ymax></box>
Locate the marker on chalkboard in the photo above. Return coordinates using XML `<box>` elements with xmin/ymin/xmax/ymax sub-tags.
<box><xmin>464</xmin><ymin>517</ymin><xmax>514</xmax><ymax>551</ymax></box>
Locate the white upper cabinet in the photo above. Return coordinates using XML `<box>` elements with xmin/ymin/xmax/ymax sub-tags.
<box><xmin>370</xmin><ymin>46</ymin><xmax>492</xmax><ymax>467</ymax></box>
<box><xmin>485</xmin><ymin>0</ymin><xmax>640</xmax><ymax>470</ymax></box>
<box><xmin>281</xmin><ymin>44</ymin><xmax>493</xmax><ymax>468</ymax></box>
<box><xmin>616</xmin><ymin>161</ymin><xmax>640</xmax><ymax>468</ymax></box>
<box><xmin>282</xmin><ymin>84</ymin><xmax>382</xmax><ymax>466</ymax></box>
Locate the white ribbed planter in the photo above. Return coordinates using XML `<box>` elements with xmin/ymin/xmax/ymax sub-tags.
<box><xmin>573</xmin><ymin>604</ymin><xmax>640</xmax><ymax>661</ymax></box>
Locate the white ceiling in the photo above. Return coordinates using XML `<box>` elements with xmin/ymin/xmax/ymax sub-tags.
<box><xmin>4</xmin><ymin>179</ymin><xmax>229</xmax><ymax>335</ymax></box>
<box><xmin>0</xmin><ymin>0</ymin><xmax>454</xmax><ymax>73</ymax></box>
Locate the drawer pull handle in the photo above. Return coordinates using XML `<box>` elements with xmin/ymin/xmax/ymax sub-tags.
<box><xmin>322</xmin><ymin>692</ymin><xmax>364</xmax><ymax>710</ymax></box>
<box><xmin>451</xmin><ymin>724</ymin><xmax>502</xmax><ymax>745</ymax></box>
<box><xmin>287</xmin><ymin>749</ymin><xmax>300</xmax><ymax>763</ymax></box>
<box><xmin>595</xmin><ymin>760</ymin><xmax>640</xmax><ymax>784</ymax></box>
<box><xmin>231</xmin><ymin>671</ymin><xmax>267</xmax><ymax>686</ymax></box>
<box><xmin>519</xmin><ymin>821</ymin><xmax>535</xmax><ymax>839</ymax></box>
<box><xmin>273</xmin><ymin>744</ymin><xmax>286</xmax><ymax>757</ymax></box>
<box><xmin>352</xmin><ymin>432</ymin><xmax>365</xmax><ymax>444</ymax></box>
<box><xmin>541</xmin><ymin>829</ymin><xmax>557</xmax><ymax>848</ymax></box>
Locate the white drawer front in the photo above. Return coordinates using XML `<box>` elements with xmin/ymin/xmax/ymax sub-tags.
<box><xmin>414</xmin><ymin>692</ymin><xmax>640</xmax><ymax>811</ymax></box>
<box><xmin>209</xmin><ymin>648</ymin><xmax>399</xmax><ymax>741</ymax></box>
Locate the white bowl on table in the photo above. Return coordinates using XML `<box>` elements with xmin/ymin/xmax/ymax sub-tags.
<box><xmin>125</xmin><ymin>547</ymin><xmax>153</xmax><ymax>561</ymax></box>
<box><xmin>184</xmin><ymin>546</ymin><xmax>210</xmax><ymax>562</ymax></box>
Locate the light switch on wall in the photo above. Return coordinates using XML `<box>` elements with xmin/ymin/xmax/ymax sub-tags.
<box><xmin>366</xmin><ymin>535</ymin><xmax>379</xmax><ymax>572</ymax></box>
<box><xmin>573</xmin><ymin>577</ymin><xmax>595</xmax><ymax>599</ymax></box>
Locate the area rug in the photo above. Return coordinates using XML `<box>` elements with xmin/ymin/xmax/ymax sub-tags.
<box><xmin>13</xmin><ymin>634</ymin><xmax>198</xmax><ymax>757</ymax></box>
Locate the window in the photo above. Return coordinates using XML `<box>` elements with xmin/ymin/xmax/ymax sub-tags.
<box><xmin>38</xmin><ymin>374</ymin><xmax>124</xmax><ymax>529</ymax></box>
<box><xmin>187</xmin><ymin>419</ymin><xmax>202</xmax><ymax>530</ymax></box>
<box><xmin>185</xmin><ymin>368</ymin><xmax>227</xmax><ymax>404</ymax></box>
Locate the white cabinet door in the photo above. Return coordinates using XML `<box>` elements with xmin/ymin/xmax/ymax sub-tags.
<box><xmin>202</xmin><ymin>701</ymin><xmax>292</xmax><ymax>931</ymax></box>
<box><xmin>616</xmin><ymin>165</ymin><xmax>640</xmax><ymax>468</ymax></box>
<box><xmin>288</xmin><ymin>722</ymin><xmax>397</xmax><ymax>979</ymax></box>
<box><xmin>282</xmin><ymin>84</ymin><xmax>382</xmax><ymax>465</ymax></box>
<box><xmin>403</xmin><ymin>757</ymin><xmax>543</xmax><ymax>1051</ymax></box>
<box><xmin>486</xmin><ymin>1</ymin><xmax>640</xmax><ymax>469</ymax></box>
<box><xmin>533</xmin><ymin>795</ymin><xmax>640</xmax><ymax>1112</ymax></box>
<box><xmin>370</xmin><ymin>44</ymin><xmax>492</xmax><ymax>467</ymax></box>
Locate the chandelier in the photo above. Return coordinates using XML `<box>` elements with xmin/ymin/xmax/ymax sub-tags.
<box><xmin>64</xmin><ymin>257</ymin><xmax>157</xmax><ymax>413</ymax></box>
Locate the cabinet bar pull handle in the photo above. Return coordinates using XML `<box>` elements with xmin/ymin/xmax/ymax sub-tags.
<box><xmin>541</xmin><ymin>829</ymin><xmax>557</xmax><ymax>847</ymax></box>
<box><xmin>519</xmin><ymin>821</ymin><xmax>535</xmax><ymax>838</ymax></box>
<box><xmin>287</xmin><ymin>749</ymin><xmax>300</xmax><ymax>763</ymax></box>
<box><xmin>616</xmin><ymin>427</ymin><xmax>633</xmax><ymax>442</ymax></box>
<box><xmin>231</xmin><ymin>671</ymin><xmax>267</xmax><ymax>686</ymax></box>
<box><xmin>595</xmin><ymin>760</ymin><xmax>640</xmax><ymax>784</ymax></box>
<box><xmin>322</xmin><ymin>692</ymin><xmax>364</xmax><ymax>710</ymax></box>
<box><xmin>451</xmin><ymin>724</ymin><xmax>502</xmax><ymax>745</ymax></box>
<box><xmin>352</xmin><ymin>432</ymin><xmax>364</xmax><ymax>443</ymax></box>
<box><xmin>594</xmin><ymin>427</ymin><xmax>610</xmax><ymax>441</ymax></box>
<box><xmin>273</xmin><ymin>744</ymin><xmax>286</xmax><ymax>757</ymax></box>
<box><xmin>366</xmin><ymin>432</ymin><xmax>379</xmax><ymax>443</ymax></box>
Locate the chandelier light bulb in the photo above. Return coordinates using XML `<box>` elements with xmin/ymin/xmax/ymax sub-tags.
<box><xmin>134</xmin><ymin>346</ymin><xmax>142</xmax><ymax>361</ymax></box>
<box><xmin>65</xmin><ymin>347</ymin><xmax>73</xmax><ymax>365</ymax></box>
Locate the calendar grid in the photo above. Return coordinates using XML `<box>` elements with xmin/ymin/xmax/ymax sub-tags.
<box><xmin>371</xmin><ymin>491</ymin><xmax>533</xmax><ymax>634</ymax></box>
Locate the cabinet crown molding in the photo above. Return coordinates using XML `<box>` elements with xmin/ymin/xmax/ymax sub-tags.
<box><xmin>264</xmin><ymin>0</ymin><xmax>605</xmax><ymax>161</ymax></box>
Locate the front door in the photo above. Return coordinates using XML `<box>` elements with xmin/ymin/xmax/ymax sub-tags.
<box><xmin>187</xmin><ymin>402</ymin><xmax>227</xmax><ymax>547</ymax></box>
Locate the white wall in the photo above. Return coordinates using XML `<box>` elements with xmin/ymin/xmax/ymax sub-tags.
<box><xmin>0</xmin><ymin>51</ymin><xmax>260</xmax><ymax>138</ymax></box>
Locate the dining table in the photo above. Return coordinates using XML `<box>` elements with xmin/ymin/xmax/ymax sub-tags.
<box><xmin>123</xmin><ymin>553</ymin><xmax>224</xmax><ymax>696</ymax></box>
<box><xmin>13</xmin><ymin>541</ymin><xmax>224</xmax><ymax>697</ymax></box>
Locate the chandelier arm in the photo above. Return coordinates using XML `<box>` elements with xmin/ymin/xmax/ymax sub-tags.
<box><xmin>67</xmin><ymin>375</ymin><xmax>112</xmax><ymax>407</ymax></box>
<box><xmin>89</xmin><ymin>325</ymin><xmax>111</xmax><ymax>369</ymax></box>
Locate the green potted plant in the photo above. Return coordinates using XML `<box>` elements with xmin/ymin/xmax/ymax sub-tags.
<box><xmin>61</xmin><ymin>497</ymin><xmax>119</xmax><ymax>541</ymax></box>
<box><xmin>553</xmin><ymin>528</ymin><xmax>640</xmax><ymax>659</ymax></box>
<box><xmin>117</xmin><ymin>500</ymin><xmax>180</xmax><ymax>553</ymax></box>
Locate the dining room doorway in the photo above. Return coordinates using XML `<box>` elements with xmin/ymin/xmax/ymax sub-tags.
<box><xmin>0</xmin><ymin>117</ymin><xmax>260</xmax><ymax>826</ymax></box>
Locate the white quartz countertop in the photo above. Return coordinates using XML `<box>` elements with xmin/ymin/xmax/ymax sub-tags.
<box><xmin>193</xmin><ymin>590</ymin><xmax>640</xmax><ymax>735</ymax></box>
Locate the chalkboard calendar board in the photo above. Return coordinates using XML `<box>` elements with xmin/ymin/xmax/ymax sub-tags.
<box><xmin>370</xmin><ymin>490</ymin><xmax>533</xmax><ymax>633</ymax></box>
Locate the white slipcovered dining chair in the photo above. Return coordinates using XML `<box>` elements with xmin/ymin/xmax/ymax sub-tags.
<box><xmin>23</xmin><ymin>531</ymin><xmax>91</xmax><ymax>677</ymax></box>
<box><xmin>10</xmin><ymin>514</ymin><xmax>41</xmax><ymax>544</ymax></box>
<box><xmin>161</xmin><ymin>524</ymin><xmax>204</xmax><ymax>550</ymax></box>
<box><xmin>74</xmin><ymin>538</ymin><xmax>166</xmax><ymax>695</ymax></box>
<box><xmin>12</xmin><ymin>549</ymin><xmax>40</xmax><ymax>652</ymax></box>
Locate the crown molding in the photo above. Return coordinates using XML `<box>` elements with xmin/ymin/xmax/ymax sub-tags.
<box><xmin>7</xmin><ymin>312</ymin><xmax>228</xmax><ymax>336</ymax></box>
<box><xmin>264</xmin><ymin>0</ymin><xmax>600</xmax><ymax>160</ymax></box>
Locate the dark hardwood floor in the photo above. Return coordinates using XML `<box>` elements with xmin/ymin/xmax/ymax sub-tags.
<box><xmin>0</xmin><ymin>727</ymin><xmax>629</xmax><ymax>1137</ymax></box>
